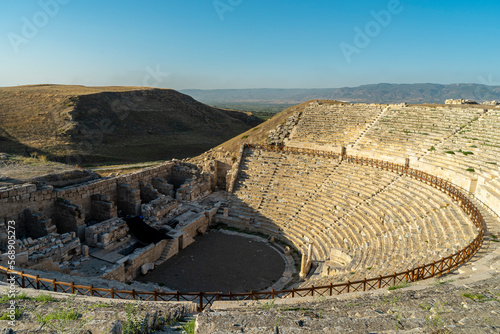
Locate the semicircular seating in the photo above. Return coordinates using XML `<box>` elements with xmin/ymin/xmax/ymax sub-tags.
<box><xmin>219</xmin><ymin>145</ymin><xmax>478</xmax><ymax>285</ymax></box>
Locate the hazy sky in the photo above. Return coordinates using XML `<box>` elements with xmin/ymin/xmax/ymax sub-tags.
<box><xmin>1</xmin><ymin>0</ymin><xmax>499</xmax><ymax>89</ymax></box>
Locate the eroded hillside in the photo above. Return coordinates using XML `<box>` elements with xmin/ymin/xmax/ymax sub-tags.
<box><xmin>0</xmin><ymin>85</ymin><xmax>262</xmax><ymax>164</ymax></box>
<box><xmin>189</xmin><ymin>100</ymin><xmax>345</xmax><ymax>165</ymax></box>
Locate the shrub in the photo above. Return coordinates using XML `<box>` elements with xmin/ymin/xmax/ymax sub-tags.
<box><xmin>123</xmin><ymin>303</ymin><xmax>145</xmax><ymax>334</ymax></box>
<box><xmin>33</xmin><ymin>294</ymin><xmax>57</xmax><ymax>303</ymax></box>
<box><xmin>35</xmin><ymin>297</ymin><xmax>90</xmax><ymax>334</ymax></box>
<box><xmin>182</xmin><ymin>319</ymin><xmax>196</xmax><ymax>334</ymax></box>
<box><xmin>461</xmin><ymin>292</ymin><xmax>487</xmax><ymax>301</ymax></box>
<box><xmin>0</xmin><ymin>308</ymin><xmax>22</xmax><ymax>320</ymax></box>
<box><xmin>388</xmin><ymin>282</ymin><xmax>410</xmax><ymax>290</ymax></box>
<box><xmin>0</xmin><ymin>292</ymin><xmax>29</xmax><ymax>303</ymax></box>
<box><xmin>36</xmin><ymin>308</ymin><xmax>79</xmax><ymax>323</ymax></box>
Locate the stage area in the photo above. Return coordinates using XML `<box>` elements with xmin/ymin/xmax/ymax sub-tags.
<box><xmin>137</xmin><ymin>230</ymin><xmax>286</xmax><ymax>293</ymax></box>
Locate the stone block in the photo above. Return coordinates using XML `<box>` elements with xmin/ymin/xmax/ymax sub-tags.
<box><xmin>141</xmin><ymin>262</ymin><xmax>154</xmax><ymax>275</ymax></box>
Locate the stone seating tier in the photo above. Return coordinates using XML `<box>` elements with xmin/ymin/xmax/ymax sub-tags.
<box><xmin>223</xmin><ymin>147</ymin><xmax>477</xmax><ymax>284</ymax></box>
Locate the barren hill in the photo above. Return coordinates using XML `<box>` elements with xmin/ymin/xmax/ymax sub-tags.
<box><xmin>190</xmin><ymin>100</ymin><xmax>342</xmax><ymax>164</ymax></box>
<box><xmin>0</xmin><ymin>85</ymin><xmax>262</xmax><ymax>164</ymax></box>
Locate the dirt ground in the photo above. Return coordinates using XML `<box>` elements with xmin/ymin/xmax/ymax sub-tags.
<box><xmin>137</xmin><ymin>231</ymin><xmax>286</xmax><ymax>293</ymax></box>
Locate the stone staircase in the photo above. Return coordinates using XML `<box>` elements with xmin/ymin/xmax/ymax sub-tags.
<box><xmin>256</xmin><ymin>153</ymin><xmax>286</xmax><ymax>211</ymax></box>
<box><xmin>155</xmin><ymin>239</ymin><xmax>176</xmax><ymax>266</ymax></box>
<box><xmin>351</xmin><ymin>106</ymin><xmax>388</xmax><ymax>148</ymax></box>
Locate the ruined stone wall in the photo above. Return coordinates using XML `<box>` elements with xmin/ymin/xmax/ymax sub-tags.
<box><xmin>117</xmin><ymin>184</ymin><xmax>141</xmax><ymax>216</ymax></box>
<box><xmin>54</xmin><ymin>200</ymin><xmax>86</xmax><ymax>240</ymax></box>
<box><xmin>151</xmin><ymin>177</ymin><xmax>175</xmax><ymax>197</ymax></box>
<box><xmin>214</xmin><ymin>160</ymin><xmax>231</xmax><ymax>190</ymax></box>
<box><xmin>85</xmin><ymin>217</ymin><xmax>129</xmax><ymax>249</ymax></box>
<box><xmin>268</xmin><ymin>112</ymin><xmax>301</xmax><ymax>145</ymax></box>
<box><xmin>89</xmin><ymin>194</ymin><xmax>117</xmax><ymax>222</ymax></box>
<box><xmin>22</xmin><ymin>209</ymin><xmax>56</xmax><ymax>239</ymax></box>
<box><xmin>0</xmin><ymin>232</ymin><xmax>82</xmax><ymax>270</ymax></box>
<box><xmin>101</xmin><ymin>239</ymin><xmax>168</xmax><ymax>282</ymax></box>
<box><xmin>139</xmin><ymin>182</ymin><xmax>160</xmax><ymax>203</ymax></box>
<box><xmin>0</xmin><ymin>161</ymin><xmax>208</xmax><ymax>228</ymax></box>
<box><xmin>141</xmin><ymin>197</ymin><xmax>177</xmax><ymax>221</ymax></box>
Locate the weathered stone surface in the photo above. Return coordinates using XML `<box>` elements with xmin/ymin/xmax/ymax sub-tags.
<box><xmin>85</xmin><ymin>217</ymin><xmax>128</xmax><ymax>249</ymax></box>
<box><xmin>0</xmin><ymin>284</ymin><xmax>195</xmax><ymax>334</ymax></box>
<box><xmin>141</xmin><ymin>262</ymin><xmax>155</xmax><ymax>275</ymax></box>
<box><xmin>197</xmin><ymin>275</ymin><xmax>500</xmax><ymax>333</ymax></box>
<box><xmin>54</xmin><ymin>199</ymin><xmax>86</xmax><ymax>240</ymax></box>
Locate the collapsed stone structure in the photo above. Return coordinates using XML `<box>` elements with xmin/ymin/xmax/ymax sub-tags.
<box><xmin>445</xmin><ymin>98</ymin><xmax>478</xmax><ymax>105</ymax></box>
<box><xmin>482</xmin><ymin>100</ymin><xmax>500</xmax><ymax>105</ymax></box>
<box><xmin>267</xmin><ymin>112</ymin><xmax>301</xmax><ymax>145</ymax></box>
<box><xmin>0</xmin><ymin>160</ymin><xmax>225</xmax><ymax>282</ymax></box>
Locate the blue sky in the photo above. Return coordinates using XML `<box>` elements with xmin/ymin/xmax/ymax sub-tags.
<box><xmin>0</xmin><ymin>0</ymin><xmax>499</xmax><ymax>89</ymax></box>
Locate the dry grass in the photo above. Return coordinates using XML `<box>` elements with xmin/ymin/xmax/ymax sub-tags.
<box><xmin>0</xmin><ymin>84</ymin><xmax>261</xmax><ymax>164</ymax></box>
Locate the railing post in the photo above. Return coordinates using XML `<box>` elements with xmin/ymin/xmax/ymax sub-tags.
<box><xmin>346</xmin><ymin>281</ymin><xmax>350</xmax><ymax>293</ymax></box>
<box><xmin>291</xmin><ymin>287</ymin><xmax>295</xmax><ymax>298</ymax></box>
<box><xmin>132</xmin><ymin>289</ymin><xmax>136</xmax><ymax>300</ymax></box>
<box><xmin>311</xmin><ymin>285</ymin><xmax>314</xmax><ymax>297</ymax></box>
<box><xmin>110</xmin><ymin>287</ymin><xmax>114</xmax><ymax>299</ymax></box>
<box><xmin>90</xmin><ymin>285</ymin><xmax>94</xmax><ymax>297</ymax></box>
<box><xmin>431</xmin><ymin>262</ymin><xmax>435</xmax><ymax>277</ymax></box>
<box><xmin>155</xmin><ymin>290</ymin><xmax>158</xmax><ymax>301</ymax></box>
<box><xmin>271</xmin><ymin>289</ymin><xmax>275</xmax><ymax>299</ymax></box>
<box><xmin>405</xmin><ymin>270</ymin><xmax>409</xmax><ymax>283</ymax></box>
<box><xmin>329</xmin><ymin>283</ymin><xmax>333</xmax><ymax>296</ymax></box>
<box><xmin>21</xmin><ymin>271</ymin><xmax>25</xmax><ymax>288</ymax></box>
<box><xmin>393</xmin><ymin>273</ymin><xmax>396</xmax><ymax>286</ymax></box>
<box><xmin>250</xmin><ymin>290</ymin><xmax>254</xmax><ymax>300</ymax></box>
<box><xmin>199</xmin><ymin>292</ymin><xmax>203</xmax><ymax>312</ymax></box>
<box><xmin>36</xmin><ymin>275</ymin><xmax>40</xmax><ymax>290</ymax></box>
<box><xmin>176</xmin><ymin>290</ymin><xmax>180</xmax><ymax>302</ymax></box>
<box><xmin>379</xmin><ymin>275</ymin><xmax>382</xmax><ymax>288</ymax></box>
<box><xmin>53</xmin><ymin>278</ymin><xmax>57</xmax><ymax>292</ymax></box>
<box><xmin>71</xmin><ymin>282</ymin><xmax>75</xmax><ymax>294</ymax></box>
<box><xmin>363</xmin><ymin>278</ymin><xmax>366</xmax><ymax>292</ymax></box>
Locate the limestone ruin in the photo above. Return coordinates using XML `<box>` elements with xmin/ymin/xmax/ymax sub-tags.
<box><xmin>0</xmin><ymin>160</ymin><xmax>223</xmax><ymax>283</ymax></box>
<box><xmin>1</xmin><ymin>101</ymin><xmax>499</xmax><ymax>309</ymax></box>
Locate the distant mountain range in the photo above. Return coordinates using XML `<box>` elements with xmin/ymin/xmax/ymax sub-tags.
<box><xmin>182</xmin><ymin>83</ymin><xmax>500</xmax><ymax>105</ymax></box>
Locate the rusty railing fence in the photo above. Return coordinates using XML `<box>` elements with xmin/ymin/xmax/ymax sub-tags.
<box><xmin>0</xmin><ymin>145</ymin><xmax>485</xmax><ymax>311</ymax></box>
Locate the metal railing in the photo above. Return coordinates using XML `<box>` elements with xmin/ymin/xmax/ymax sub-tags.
<box><xmin>0</xmin><ymin>145</ymin><xmax>486</xmax><ymax>311</ymax></box>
